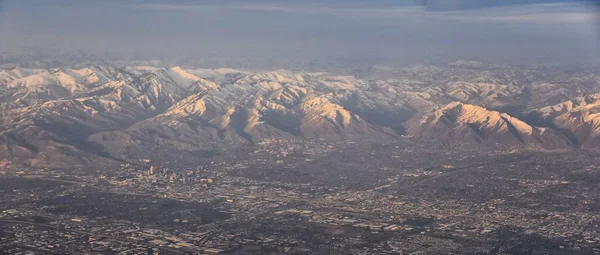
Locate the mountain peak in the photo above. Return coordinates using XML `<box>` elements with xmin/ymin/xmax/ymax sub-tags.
<box><xmin>407</xmin><ymin>101</ymin><xmax>563</xmax><ymax>147</ymax></box>
<box><xmin>161</xmin><ymin>92</ymin><xmax>207</xmax><ymax>118</ymax></box>
<box><xmin>532</xmin><ymin>93</ymin><xmax>600</xmax><ymax>147</ymax></box>
<box><xmin>0</xmin><ymin>64</ymin><xmax>594</xmax><ymax>165</ymax></box>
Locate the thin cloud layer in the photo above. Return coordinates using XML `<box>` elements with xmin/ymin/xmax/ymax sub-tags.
<box><xmin>0</xmin><ymin>0</ymin><xmax>598</xmax><ymax>68</ymax></box>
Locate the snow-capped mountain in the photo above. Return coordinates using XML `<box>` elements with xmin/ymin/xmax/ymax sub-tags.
<box><xmin>0</xmin><ymin>64</ymin><xmax>599</xmax><ymax>166</ymax></box>
<box><xmin>406</xmin><ymin>102</ymin><xmax>567</xmax><ymax>148</ymax></box>
<box><xmin>529</xmin><ymin>93</ymin><xmax>600</xmax><ymax>148</ymax></box>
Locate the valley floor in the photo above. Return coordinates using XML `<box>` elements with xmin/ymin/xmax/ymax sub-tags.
<box><xmin>1</xmin><ymin>140</ymin><xmax>599</xmax><ymax>254</ymax></box>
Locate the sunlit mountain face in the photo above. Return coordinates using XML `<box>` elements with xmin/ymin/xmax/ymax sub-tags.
<box><xmin>1</xmin><ymin>63</ymin><xmax>598</xmax><ymax>166</ymax></box>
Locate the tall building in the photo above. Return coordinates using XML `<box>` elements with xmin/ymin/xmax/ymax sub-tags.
<box><xmin>148</xmin><ymin>166</ymin><xmax>154</xmax><ymax>176</ymax></box>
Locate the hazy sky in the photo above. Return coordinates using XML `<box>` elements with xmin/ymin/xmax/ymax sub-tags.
<box><xmin>0</xmin><ymin>0</ymin><xmax>599</xmax><ymax>67</ymax></box>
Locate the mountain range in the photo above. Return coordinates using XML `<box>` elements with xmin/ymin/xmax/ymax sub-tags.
<box><xmin>0</xmin><ymin>63</ymin><xmax>599</xmax><ymax>166</ymax></box>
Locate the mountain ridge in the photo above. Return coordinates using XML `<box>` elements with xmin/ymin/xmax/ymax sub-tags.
<box><xmin>0</xmin><ymin>64</ymin><xmax>598</xmax><ymax>166</ymax></box>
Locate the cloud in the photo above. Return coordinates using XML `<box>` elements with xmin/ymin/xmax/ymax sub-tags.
<box><xmin>136</xmin><ymin>3</ymin><xmax>293</xmax><ymax>12</ymax></box>
<box><xmin>133</xmin><ymin>1</ymin><xmax>600</xmax><ymax>24</ymax></box>
<box><xmin>424</xmin><ymin>0</ymin><xmax>592</xmax><ymax>11</ymax></box>
<box><xmin>493</xmin><ymin>13</ymin><xmax>600</xmax><ymax>23</ymax></box>
<box><xmin>1</xmin><ymin>0</ymin><xmax>598</xmax><ymax>67</ymax></box>
<box><xmin>425</xmin><ymin>6</ymin><xmax>600</xmax><ymax>24</ymax></box>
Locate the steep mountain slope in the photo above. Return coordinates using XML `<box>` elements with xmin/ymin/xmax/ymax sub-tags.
<box><xmin>0</xmin><ymin>64</ymin><xmax>598</xmax><ymax>166</ymax></box>
<box><xmin>90</xmin><ymin>82</ymin><xmax>390</xmax><ymax>158</ymax></box>
<box><xmin>529</xmin><ymin>93</ymin><xmax>600</xmax><ymax>148</ymax></box>
<box><xmin>0</xmin><ymin>99</ymin><xmax>136</xmax><ymax>166</ymax></box>
<box><xmin>0</xmin><ymin>66</ymin><xmax>219</xmax><ymax>165</ymax></box>
<box><xmin>406</xmin><ymin>102</ymin><xmax>568</xmax><ymax>147</ymax></box>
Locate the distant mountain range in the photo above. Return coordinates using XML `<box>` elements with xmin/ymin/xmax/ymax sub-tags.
<box><xmin>0</xmin><ymin>63</ymin><xmax>599</xmax><ymax>166</ymax></box>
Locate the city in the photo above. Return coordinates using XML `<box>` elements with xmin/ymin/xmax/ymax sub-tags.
<box><xmin>1</xmin><ymin>139</ymin><xmax>599</xmax><ymax>254</ymax></box>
